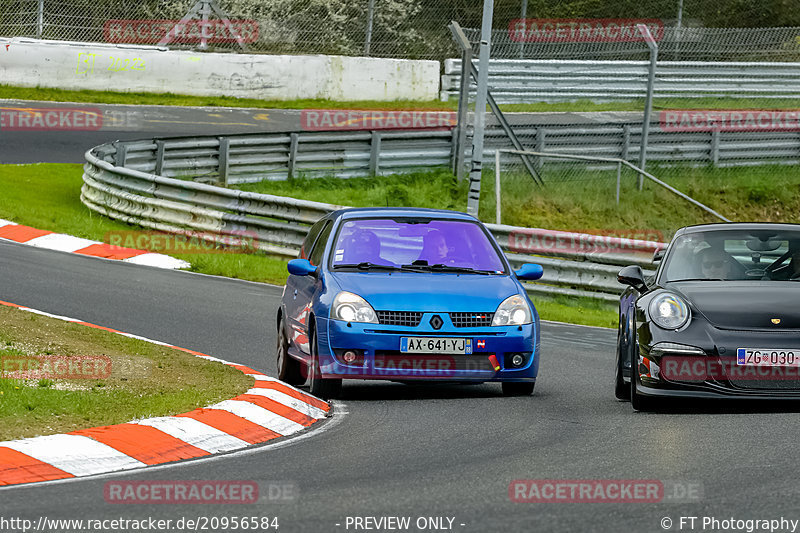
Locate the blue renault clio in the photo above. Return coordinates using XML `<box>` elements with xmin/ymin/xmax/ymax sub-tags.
<box><xmin>276</xmin><ymin>207</ymin><xmax>544</xmax><ymax>398</ymax></box>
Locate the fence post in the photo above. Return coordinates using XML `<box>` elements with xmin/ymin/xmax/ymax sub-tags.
<box><xmin>638</xmin><ymin>24</ymin><xmax>659</xmax><ymax>190</ymax></box>
<box><xmin>454</xmin><ymin>44</ymin><xmax>472</xmax><ymax>181</ymax></box>
<box><xmin>621</xmin><ymin>125</ymin><xmax>631</xmax><ymax>161</ymax></box>
<box><xmin>535</xmin><ymin>128</ymin><xmax>546</xmax><ymax>171</ymax></box>
<box><xmin>155</xmin><ymin>140</ymin><xmax>166</xmax><ymax>176</ymax></box>
<box><xmin>369</xmin><ymin>131</ymin><xmax>381</xmax><ymax>176</ymax></box>
<box><xmin>36</xmin><ymin>0</ymin><xmax>44</xmax><ymax>38</ymax></box>
<box><xmin>465</xmin><ymin>0</ymin><xmax>495</xmax><ymax>218</ymax></box>
<box><xmin>287</xmin><ymin>133</ymin><xmax>299</xmax><ymax>180</ymax></box>
<box><xmin>218</xmin><ymin>137</ymin><xmax>230</xmax><ymax>186</ymax></box>
<box><xmin>616</xmin><ymin>161</ymin><xmax>622</xmax><ymax>204</ymax></box>
<box><xmin>364</xmin><ymin>0</ymin><xmax>375</xmax><ymax>56</ymax></box>
<box><xmin>710</xmin><ymin>129</ymin><xmax>720</xmax><ymax>167</ymax></box>
<box><xmin>495</xmin><ymin>150</ymin><xmax>502</xmax><ymax>224</ymax></box>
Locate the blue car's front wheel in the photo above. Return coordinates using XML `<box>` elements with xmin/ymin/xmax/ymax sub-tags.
<box><xmin>308</xmin><ymin>325</ymin><xmax>342</xmax><ymax>399</ymax></box>
<box><xmin>277</xmin><ymin>315</ymin><xmax>305</xmax><ymax>386</ymax></box>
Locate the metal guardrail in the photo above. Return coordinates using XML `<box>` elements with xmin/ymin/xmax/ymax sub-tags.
<box><xmin>441</xmin><ymin>59</ymin><xmax>800</xmax><ymax>103</ymax></box>
<box><xmin>83</xmin><ymin>135</ymin><xmax>665</xmax><ymax>302</ymax></box>
<box><xmin>111</xmin><ymin>130</ymin><xmax>455</xmax><ymax>185</ymax></box>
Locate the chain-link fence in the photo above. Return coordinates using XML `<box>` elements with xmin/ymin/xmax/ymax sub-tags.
<box><xmin>2</xmin><ymin>0</ymin><xmax>800</xmax><ymax>61</ymax></box>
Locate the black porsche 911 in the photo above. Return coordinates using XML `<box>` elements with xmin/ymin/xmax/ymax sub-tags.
<box><xmin>615</xmin><ymin>223</ymin><xmax>800</xmax><ymax>410</ymax></box>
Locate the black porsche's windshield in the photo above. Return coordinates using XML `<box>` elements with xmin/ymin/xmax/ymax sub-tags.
<box><xmin>661</xmin><ymin>229</ymin><xmax>800</xmax><ymax>283</ymax></box>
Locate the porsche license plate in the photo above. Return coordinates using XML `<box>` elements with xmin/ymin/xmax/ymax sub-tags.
<box><xmin>400</xmin><ymin>337</ymin><xmax>472</xmax><ymax>355</ymax></box>
<box><xmin>737</xmin><ymin>348</ymin><xmax>799</xmax><ymax>366</ymax></box>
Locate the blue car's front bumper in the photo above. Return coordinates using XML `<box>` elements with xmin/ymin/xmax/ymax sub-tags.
<box><xmin>316</xmin><ymin>316</ymin><xmax>539</xmax><ymax>382</ymax></box>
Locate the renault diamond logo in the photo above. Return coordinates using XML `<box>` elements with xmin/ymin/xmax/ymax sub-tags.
<box><xmin>771</xmin><ymin>318</ymin><xmax>782</xmax><ymax>325</ymax></box>
<box><xmin>429</xmin><ymin>315</ymin><xmax>443</xmax><ymax>330</ymax></box>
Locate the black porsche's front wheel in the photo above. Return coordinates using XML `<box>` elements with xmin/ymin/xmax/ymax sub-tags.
<box><xmin>614</xmin><ymin>310</ymin><xmax>632</xmax><ymax>401</ymax></box>
<box><xmin>502</xmin><ymin>381</ymin><xmax>535</xmax><ymax>396</ymax></box>
<box><xmin>308</xmin><ymin>326</ymin><xmax>342</xmax><ymax>399</ymax></box>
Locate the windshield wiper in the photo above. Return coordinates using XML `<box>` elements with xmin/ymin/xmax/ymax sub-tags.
<box><xmin>400</xmin><ymin>263</ymin><xmax>495</xmax><ymax>275</ymax></box>
<box><xmin>334</xmin><ymin>262</ymin><xmax>400</xmax><ymax>271</ymax></box>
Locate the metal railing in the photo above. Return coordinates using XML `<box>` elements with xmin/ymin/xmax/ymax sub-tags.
<box><xmin>83</xmin><ymin>135</ymin><xmax>666</xmax><ymax>302</ymax></box>
<box><xmin>441</xmin><ymin>59</ymin><xmax>800</xmax><ymax>103</ymax></box>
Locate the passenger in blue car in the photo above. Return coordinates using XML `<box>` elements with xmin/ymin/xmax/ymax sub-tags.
<box><xmin>419</xmin><ymin>230</ymin><xmax>450</xmax><ymax>265</ymax></box>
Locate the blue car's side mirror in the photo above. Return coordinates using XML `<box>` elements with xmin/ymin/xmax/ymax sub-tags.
<box><xmin>515</xmin><ymin>263</ymin><xmax>543</xmax><ymax>281</ymax></box>
<box><xmin>288</xmin><ymin>258</ymin><xmax>317</xmax><ymax>276</ymax></box>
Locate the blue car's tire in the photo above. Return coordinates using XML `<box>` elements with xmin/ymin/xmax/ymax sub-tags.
<box><xmin>501</xmin><ymin>381</ymin><xmax>534</xmax><ymax>396</ymax></box>
<box><xmin>308</xmin><ymin>327</ymin><xmax>342</xmax><ymax>399</ymax></box>
<box><xmin>277</xmin><ymin>316</ymin><xmax>305</xmax><ymax>385</ymax></box>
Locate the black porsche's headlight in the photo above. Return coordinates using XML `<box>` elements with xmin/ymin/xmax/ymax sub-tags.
<box><xmin>648</xmin><ymin>292</ymin><xmax>690</xmax><ymax>330</ymax></box>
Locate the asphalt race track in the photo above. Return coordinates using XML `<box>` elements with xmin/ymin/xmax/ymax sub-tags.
<box><xmin>3</xmin><ymin>103</ymin><xmax>800</xmax><ymax>532</ymax></box>
<box><xmin>3</xmin><ymin>239</ymin><xmax>800</xmax><ymax>532</ymax></box>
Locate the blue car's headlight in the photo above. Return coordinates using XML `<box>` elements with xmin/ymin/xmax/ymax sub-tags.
<box><xmin>332</xmin><ymin>291</ymin><xmax>378</xmax><ymax>323</ymax></box>
<box><xmin>492</xmin><ymin>295</ymin><xmax>532</xmax><ymax>326</ymax></box>
<box><xmin>649</xmin><ymin>292</ymin><xmax>690</xmax><ymax>330</ymax></box>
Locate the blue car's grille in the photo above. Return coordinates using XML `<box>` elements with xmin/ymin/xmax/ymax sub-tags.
<box><xmin>449</xmin><ymin>312</ymin><xmax>494</xmax><ymax>328</ymax></box>
<box><xmin>377</xmin><ymin>311</ymin><xmax>423</xmax><ymax>327</ymax></box>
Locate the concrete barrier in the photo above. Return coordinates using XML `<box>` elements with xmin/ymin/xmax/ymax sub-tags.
<box><xmin>0</xmin><ymin>38</ymin><xmax>440</xmax><ymax>101</ymax></box>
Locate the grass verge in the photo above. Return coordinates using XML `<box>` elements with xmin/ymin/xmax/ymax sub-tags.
<box><xmin>0</xmin><ymin>305</ymin><xmax>252</xmax><ymax>441</ymax></box>
<box><xmin>3</xmin><ymin>85</ymin><xmax>798</xmax><ymax>113</ymax></box>
<box><xmin>0</xmin><ymin>163</ymin><xmax>291</xmax><ymax>285</ymax></box>
<box><xmin>0</xmin><ymin>85</ymin><xmax>453</xmax><ymax>111</ymax></box>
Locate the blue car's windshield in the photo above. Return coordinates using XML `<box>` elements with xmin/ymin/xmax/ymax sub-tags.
<box><xmin>330</xmin><ymin>217</ymin><xmax>506</xmax><ymax>273</ymax></box>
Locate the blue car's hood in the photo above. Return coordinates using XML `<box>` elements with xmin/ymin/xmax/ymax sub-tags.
<box><xmin>328</xmin><ymin>272</ymin><xmax>521</xmax><ymax>312</ymax></box>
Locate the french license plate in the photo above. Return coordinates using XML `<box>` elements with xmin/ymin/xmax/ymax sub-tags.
<box><xmin>400</xmin><ymin>337</ymin><xmax>472</xmax><ymax>355</ymax></box>
<box><xmin>737</xmin><ymin>348</ymin><xmax>799</xmax><ymax>367</ymax></box>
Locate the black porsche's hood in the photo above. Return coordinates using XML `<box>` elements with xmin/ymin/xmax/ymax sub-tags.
<box><xmin>669</xmin><ymin>281</ymin><xmax>800</xmax><ymax>330</ymax></box>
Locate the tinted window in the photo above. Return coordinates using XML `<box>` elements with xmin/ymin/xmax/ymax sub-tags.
<box><xmin>329</xmin><ymin>217</ymin><xmax>506</xmax><ymax>272</ymax></box>
<box><xmin>308</xmin><ymin>221</ymin><xmax>333</xmax><ymax>266</ymax></box>
<box><xmin>299</xmin><ymin>218</ymin><xmax>326</xmax><ymax>259</ymax></box>
<box><xmin>661</xmin><ymin>229</ymin><xmax>800</xmax><ymax>282</ymax></box>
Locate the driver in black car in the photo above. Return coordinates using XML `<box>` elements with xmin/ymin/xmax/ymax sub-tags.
<box><xmin>697</xmin><ymin>247</ymin><xmax>736</xmax><ymax>280</ymax></box>
<box><xmin>770</xmin><ymin>241</ymin><xmax>800</xmax><ymax>280</ymax></box>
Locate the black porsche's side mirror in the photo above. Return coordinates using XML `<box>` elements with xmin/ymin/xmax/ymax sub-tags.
<box><xmin>618</xmin><ymin>265</ymin><xmax>648</xmax><ymax>292</ymax></box>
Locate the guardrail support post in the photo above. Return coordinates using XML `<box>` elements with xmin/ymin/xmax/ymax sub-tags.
<box><xmin>710</xmin><ymin>130</ymin><xmax>720</xmax><ymax>167</ymax></box>
<box><xmin>288</xmin><ymin>133</ymin><xmax>299</xmax><ymax>180</ymax></box>
<box><xmin>218</xmin><ymin>137</ymin><xmax>230</xmax><ymax>186</ymax></box>
<box><xmin>155</xmin><ymin>140</ymin><xmax>166</xmax><ymax>176</ymax></box>
<box><xmin>113</xmin><ymin>142</ymin><xmax>127</xmax><ymax>167</ymax></box>
<box><xmin>369</xmin><ymin>131</ymin><xmax>381</xmax><ymax>176</ymax></box>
